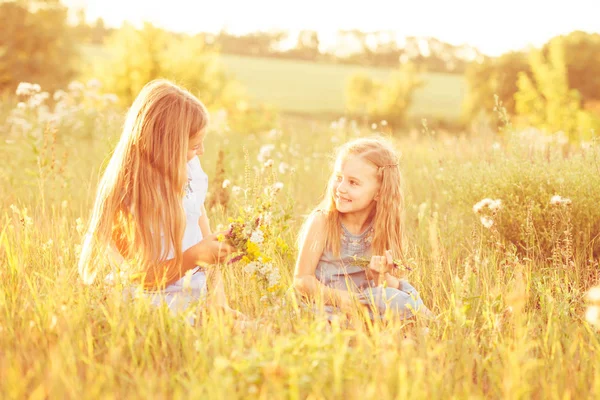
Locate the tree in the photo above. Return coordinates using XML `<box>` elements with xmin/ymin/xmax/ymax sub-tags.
<box><xmin>345</xmin><ymin>63</ymin><xmax>422</xmax><ymax>128</ymax></box>
<box><xmin>462</xmin><ymin>52</ymin><xmax>530</xmax><ymax>122</ymax></box>
<box><xmin>0</xmin><ymin>0</ymin><xmax>78</xmax><ymax>93</ymax></box>
<box><xmin>292</xmin><ymin>30</ymin><xmax>320</xmax><ymax>60</ymax></box>
<box><xmin>515</xmin><ymin>37</ymin><xmax>600</xmax><ymax>141</ymax></box>
<box><xmin>93</xmin><ymin>23</ymin><xmax>244</xmax><ymax>112</ymax></box>
<box><xmin>543</xmin><ymin>31</ymin><xmax>600</xmax><ymax>108</ymax></box>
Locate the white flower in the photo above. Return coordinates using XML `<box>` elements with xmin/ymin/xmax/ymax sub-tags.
<box><xmin>262</xmin><ymin>212</ymin><xmax>272</xmax><ymax>225</ymax></box>
<box><xmin>257</xmin><ymin>144</ymin><xmax>275</xmax><ymax>163</ymax></box>
<box><xmin>222</xmin><ymin>179</ymin><xmax>231</xmax><ymax>189</ymax></box>
<box><xmin>278</xmin><ymin>162</ymin><xmax>290</xmax><ymax>174</ymax></box>
<box><xmin>86</xmin><ymin>79</ymin><xmax>102</xmax><ymax>90</ymax></box>
<box><xmin>381</xmin><ymin>120</ymin><xmax>388</xmax><ymax>126</ymax></box>
<box><xmin>550</xmin><ymin>195</ymin><xmax>562</xmax><ymax>205</ymax></box>
<box><xmin>550</xmin><ymin>195</ymin><xmax>571</xmax><ymax>206</ymax></box>
<box><xmin>264</xmin><ymin>159</ymin><xmax>274</xmax><ymax>168</ymax></box>
<box><xmin>249</xmin><ymin>230</ymin><xmax>264</xmax><ymax>245</ymax></box>
<box><xmin>480</xmin><ymin>216</ymin><xmax>494</xmax><ymax>229</ymax></box>
<box><xmin>17</xmin><ymin>102</ymin><xmax>26</xmax><ymax>110</ymax></box>
<box><xmin>231</xmin><ymin>186</ymin><xmax>242</xmax><ymax>195</ymax></box>
<box><xmin>273</xmin><ymin>182</ymin><xmax>284</xmax><ymax>192</ymax></box>
<box><xmin>472</xmin><ymin>198</ymin><xmax>501</xmax><ymax>214</ymax></box>
<box><xmin>68</xmin><ymin>81</ymin><xmax>85</xmax><ymax>92</ymax></box>
<box><xmin>587</xmin><ymin>286</ymin><xmax>600</xmax><ymax>303</ymax></box>
<box><xmin>586</xmin><ymin>306</ymin><xmax>600</xmax><ymax>328</ymax></box>
<box><xmin>489</xmin><ymin>199</ymin><xmax>502</xmax><ymax>212</ymax></box>
<box><xmin>244</xmin><ymin>262</ymin><xmax>259</xmax><ymax>274</ymax></box>
<box><xmin>16</xmin><ymin>82</ymin><xmax>41</xmax><ymax>96</ymax></box>
<box><xmin>371</xmin><ymin>123</ymin><xmax>377</xmax><ymax>130</ymax></box>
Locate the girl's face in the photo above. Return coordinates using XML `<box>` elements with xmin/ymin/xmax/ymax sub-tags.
<box><xmin>187</xmin><ymin>129</ymin><xmax>206</xmax><ymax>161</ymax></box>
<box><xmin>332</xmin><ymin>154</ymin><xmax>380</xmax><ymax>214</ymax></box>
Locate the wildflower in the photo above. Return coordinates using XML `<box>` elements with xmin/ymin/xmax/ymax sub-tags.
<box><xmin>231</xmin><ymin>186</ymin><xmax>242</xmax><ymax>195</ymax></box>
<box><xmin>222</xmin><ymin>179</ymin><xmax>231</xmax><ymax>189</ymax></box>
<box><xmin>250</xmin><ymin>230</ymin><xmax>264</xmax><ymax>245</ymax></box>
<box><xmin>244</xmin><ymin>262</ymin><xmax>259</xmax><ymax>274</ymax></box>
<box><xmin>371</xmin><ymin>123</ymin><xmax>378</xmax><ymax>130</ymax></box>
<box><xmin>257</xmin><ymin>144</ymin><xmax>275</xmax><ymax>163</ymax></box>
<box><xmin>53</xmin><ymin>90</ymin><xmax>67</xmax><ymax>101</ymax></box>
<box><xmin>381</xmin><ymin>120</ymin><xmax>388</xmax><ymax>126</ymax></box>
<box><xmin>17</xmin><ymin>102</ymin><xmax>26</xmax><ymax>110</ymax></box>
<box><xmin>278</xmin><ymin>162</ymin><xmax>290</xmax><ymax>174</ymax></box>
<box><xmin>264</xmin><ymin>159</ymin><xmax>274</xmax><ymax>168</ymax></box>
<box><xmin>86</xmin><ymin>79</ymin><xmax>102</xmax><ymax>90</ymax></box>
<box><xmin>273</xmin><ymin>182</ymin><xmax>284</xmax><ymax>192</ymax></box>
<box><xmin>16</xmin><ymin>82</ymin><xmax>41</xmax><ymax>96</ymax></box>
<box><xmin>488</xmin><ymin>199</ymin><xmax>502</xmax><ymax>212</ymax></box>
<box><xmin>480</xmin><ymin>216</ymin><xmax>494</xmax><ymax>229</ymax></box>
<box><xmin>587</xmin><ymin>286</ymin><xmax>600</xmax><ymax>303</ymax></box>
<box><xmin>586</xmin><ymin>306</ymin><xmax>600</xmax><ymax>328</ymax></box>
<box><xmin>550</xmin><ymin>195</ymin><xmax>571</xmax><ymax>206</ymax></box>
<box><xmin>68</xmin><ymin>81</ymin><xmax>85</xmax><ymax>92</ymax></box>
<box><xmin>473</xmin><ymin>198</ymin><xmax>501</xmax><ymax>214</ymax></box>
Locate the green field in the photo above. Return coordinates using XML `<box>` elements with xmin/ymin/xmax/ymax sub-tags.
<box><xmin>219</xmin><ymin>54</ymin><xmax>466</xmax><ymax>119</ymax></box>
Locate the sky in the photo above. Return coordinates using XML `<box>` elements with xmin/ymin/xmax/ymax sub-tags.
<box><xmin>63</xmin><ymin>0</ymin><xmax>599</xmax><ymax>56</ymax></box>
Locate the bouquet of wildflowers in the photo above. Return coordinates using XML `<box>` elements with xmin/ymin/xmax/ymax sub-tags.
<box><xmin>217</xmin><ymin>173</ymin><xmax>291</xmax><ymax>297</ymax></box>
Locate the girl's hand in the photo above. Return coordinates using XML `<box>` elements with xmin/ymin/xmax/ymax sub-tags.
<box><xmin>368</xmin><ymin>250</ymin><xmax>394</xmax><ymax>284</ymax></box>
<box><xmin>198</xmin><ymin>234</ymin><xmax>234</xmax><ymax>264</ymax></box>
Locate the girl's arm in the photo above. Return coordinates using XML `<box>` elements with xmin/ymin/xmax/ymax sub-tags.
<box><xmin>141</xmin><ymin>236</ymin><xmax>230</xmax><ymax>288</ymax></box>
<box><xmin>293</xmin><ymin>212</ymin><xmax>358</xmax><ymax>310</ymax></box>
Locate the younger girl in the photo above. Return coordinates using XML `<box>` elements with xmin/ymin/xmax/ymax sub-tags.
<box><xmin>294</xmin><ymin>137</ymin><xmax>431</xmax><ymax>319</ymax></box>
<box><xmin>78</xmin><ymin>79</ymin><xmax>240</xmax><ymax>320</ymax></box>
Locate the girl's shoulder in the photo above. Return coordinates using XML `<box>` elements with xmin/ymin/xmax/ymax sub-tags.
<box><xmin>187</xmin><ymin>157</ymin><xmax>208</xmax><ymax>181</ymax></box>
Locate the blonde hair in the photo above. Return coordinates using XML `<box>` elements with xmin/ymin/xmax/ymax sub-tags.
<box><xmin>78</xmin><ymin>79</ymin><xmax>209</xmax><ymax>288</ymax></box>
<box><xmin>299</xmin><ymin>136</ymin><xmax>405</xmax><ymax>260</ymax></box>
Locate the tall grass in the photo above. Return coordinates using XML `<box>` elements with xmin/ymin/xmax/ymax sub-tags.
<box><xmin>1</xmin><ymin>84</ymin><xmax>599</xmax><ymax>399</ymax></box>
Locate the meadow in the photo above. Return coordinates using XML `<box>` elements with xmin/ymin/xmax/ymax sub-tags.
<box><xmin>81</xmin><ymin>45</ymin><xmax>465</xmax><ymax>120</ymax></box>
<box><xmin>1</xmin><ymin>82</ymin><xmax>600</xmax><ymax>399</ymax></box>
<box><xmin>218</xmin><ymin>54</ymin><xmax>466</xmax><ymax>120</ymax></box>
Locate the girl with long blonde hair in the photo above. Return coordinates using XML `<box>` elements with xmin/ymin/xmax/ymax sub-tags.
<box><xmin>78</xmin><ymin>79</ymin><xmax>242</xmax><ymax>319</ymax></box>
<box><xmin>294</xmin><ymin>137</ymin><xmax>431</xmax><ymax>319</ymax></box>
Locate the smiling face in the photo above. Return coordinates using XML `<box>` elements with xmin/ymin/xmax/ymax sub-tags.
<box><xmin>332</xmin><ymin>154</ymin><xmax>380</xmax><ymax>215</ymax></box>
<box><xmin>187</xmin><ymin>129</ymin><xmax>206</xmax><ymax>161</ymax></box>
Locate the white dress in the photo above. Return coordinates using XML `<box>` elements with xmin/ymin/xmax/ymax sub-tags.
<box><xmin>115</xmin><ymin>157</ymin><xmax>210</xmax><ymax>321</ymax></box>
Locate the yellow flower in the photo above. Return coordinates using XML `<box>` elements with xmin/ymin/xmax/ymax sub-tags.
<box><xmin>216</xmin><ymin>234</ymin><xmax>225</xmax><ymax>242</ymax></box>
<box><xmin>246</xmin><ymin>240</ymin><xmax>261</xmax><ymax>259</ymax></box>
<box><xmin>276</xmin><ymin>237</ymin><xmax>289</xmax><ymax>252</ymax></box>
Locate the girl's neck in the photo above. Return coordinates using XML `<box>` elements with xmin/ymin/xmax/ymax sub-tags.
<box><xmin>339</xmin><ymin>206</ymin><xmax>375</xmax><ymax>235</ymax></box>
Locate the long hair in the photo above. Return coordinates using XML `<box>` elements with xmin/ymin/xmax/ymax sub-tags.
<box><xmin>78</xmin><ymin>79</ymin><xmax>209</xmax><ymax>287</ymax></box>
<box><xmin>298</xmin><ymin>136</ymin><xmax>405</xmax><ymax>260</ymax></box>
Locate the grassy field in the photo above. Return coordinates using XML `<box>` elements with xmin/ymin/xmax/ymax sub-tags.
<box><xmin>80</xmin><ymin>45</ymin><xmax>465</xmax><ymax>120</ymax></box>
<box><xmin>218</xmin><ymin>54</ymin><xmax>466</xmax><ymax>119</ymax></box>
<box><xmin>1</xmin><ymin>83</ymin><xmax>599</xmax><ymax>398</ymax></box>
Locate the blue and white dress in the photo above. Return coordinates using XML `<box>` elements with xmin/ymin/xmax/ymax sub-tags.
<box><xmin>315</xmin><ymin>221</ymin><xmax>430</xmax><ymax>319</ymax></box>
